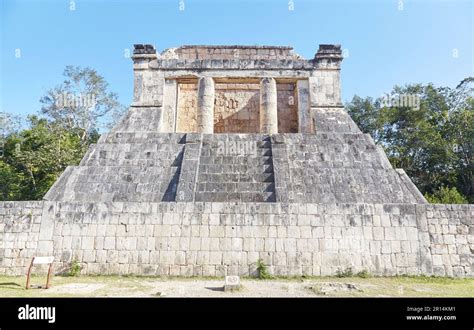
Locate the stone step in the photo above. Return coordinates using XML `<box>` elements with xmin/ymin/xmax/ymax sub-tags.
<box><xmin>72</xmin><ymin>165</ymin><xmax>180</xmax><ymax>176</ymax></box>
<box><xmin>73</xmin><ymin>180</ymin><xmax>178</xmax><ymax>195</ymax></box>
<box><xmin>199</xmin><ymin>164</ymin><xmax>274</xmax><ymax>174</ymax></box>
<box><xmin>196</xmin><ymin>182</ymin><xmax>275</xmax><ymax>193</ymax></box>
<box><xmin>200</xmin><ymin>148</ymin><xmax>272</xmax><ymax>157</ymax></box>
<box><xmin>87</xmin><ymin>143</ymin><xmax>184</xmax><ymax>154</ymax></box>
<box><xmin>201</xmin><ymin>140</ymin><xmax>272</xmax><ymax>149</ymax></box>
<box><xmin>103</xmin><ymin>132</ymin><xmax>186</xmax><ymax>144</ymax></box>
<box><xmin>85</xmin><ymin>159</ymin><xmax>181</xmax><ymax>167</ymax></box>
<box><xmin>84</xmin><ymin>151</ymin><xmax>183</xmax><ymax>166</ymax></box>
<box><xmin>199</xmin><ymin>156</ymin><xmax>272</xmax><ymax>165</ymax></box>
<box><xmin>198</xmin><ymin>173</ymin><xmax>274</xmax><ymax>183</ymax></box>
<box><xmin>194</xmin><ymin>191</ymin><xmax>275</xmax><ymax>203</ymax></box>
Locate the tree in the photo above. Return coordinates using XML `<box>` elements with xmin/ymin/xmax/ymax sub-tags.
<box><xmin>0</xmin><ymin>112</ymin><xmax>23</xmax><ymax>137</ymax></box>
<box><xmin>425</xmin><ymin>186</ymin><xmax>468</xmax><ymax>204</ymax></box>
<box><xmin>1</xmin><ymin>66</ymin><xmax>124</xmax><ymax>201</ymax></box>
<box><xmin>345</xmin><ymin>95</ymin><xmax>383</xmax><ymax>143</ymax></box>
<box><xmin>0</xmin><ymin>160</ymin><xmax>23</xmax><ymax>200</ymax></box>
<box><xmin>447</xmin><ymin>79</ymin><xmax>474</xmax><ymax>202</ymax></box>
<box><xmin>3</xmin><ymin>116</ymin><xmax>88</xmax><ymax>200</ymax></box>
<box><xmin>345</xmin><ymin>78</ymin><xmax>473</xmax><ymax>203</ymax></box>
<box><xmin>39</xmin><ymin>66</ymin><xmax>126</xmax><ymax>145</ymax></box>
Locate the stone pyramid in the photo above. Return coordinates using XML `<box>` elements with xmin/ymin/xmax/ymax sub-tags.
<box><xmin>2</xmin><ymin>45</ymin><xmax>471</xmax><ymax>279</ymax></box>
<box><xmin>44</xmin><ymin>44</ymin><xmax>426</xmax><ymax>205</ymax></box>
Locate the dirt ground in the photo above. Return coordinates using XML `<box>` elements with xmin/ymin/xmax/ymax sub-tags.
<box><xmin>1</xmin><ymin>275</ymin><xmax>473</xmax><ymax>297</ymax></box>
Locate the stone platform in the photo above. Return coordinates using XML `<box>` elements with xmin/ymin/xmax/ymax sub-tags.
<box><xmin>44</xmin><ymin>107</ymin><xmax>425</xmax><ymax>205</ymax></box>
<box><xmin>0</xmin><ymin>44</ymin><xmax>472</xmax><ymax>277</ymax></box>
<box><xmin>0</xmin><ymin>201</ymin><xmax>472</xmax><ymax>277</ymax></box>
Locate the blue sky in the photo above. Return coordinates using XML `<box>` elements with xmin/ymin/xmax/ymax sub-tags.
<box><xmin>1</xmin><ymin>0</ymin><xmax>473</xmax><ymax>119</ymax></box>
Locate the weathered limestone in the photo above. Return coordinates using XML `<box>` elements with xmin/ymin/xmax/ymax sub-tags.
<box><xmin>197</xmin><ymin>77</ymin><xmax>215</xmax><ymax>134</ymax></box>
<box><xmin>296</xmin><ymin>80</ymin><xmax>312</xmax><ymax>133</ymax></box>
<box><xmin>125</xmin><ymin>44</ymin><xmax>346</xmax><ymax>135</ymax></box>
<box><xmin>5</xmin><ymin>43</ymin><xmax>471</xmax><ymax>280</ymax></box>
<box><xmin>44</xmin><ymin>44</ymin><xmax>428</xmax><ymax>205</ymax></box>
<box><xmin>0</xmin><ymin>201</ymin><xmax>472</xmax><ymax>277</ymax></box>
<box><xmin>309</xmin><ymin>44</ymin><xmax>343</xmax><ymax>108</ymax></box>
<box><xmin>131</xmin><ymin>44</ymin><xmax>163</xmax><ymax>107</ymax></box>
<box><xmin>259</xmin><ymin>77</ymin><xmax>278</xmax><ymax>134</ymax></box>
<box><xmin>162</xmin><ymin>79</ymin><xmax>178</xmax><ymax>132</ymax></box>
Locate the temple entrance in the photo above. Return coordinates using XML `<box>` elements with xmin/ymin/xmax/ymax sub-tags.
<box><xmin>176</xmin><ymin>79</ymin><xmax>298</xmax><ymax>133</ymax></box>
<box><xmin>213</xmin><ymin>82</ymin><xmax>260</xmax><ymax>133</ymax></box>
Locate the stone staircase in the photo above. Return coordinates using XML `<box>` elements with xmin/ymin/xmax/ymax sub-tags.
<box><xmin>194</xmin><ymin>134</ymin><xmax>276</xmax><ymax>202</ymax></box>
<box><xmin>45</xmin><ymin>130</ymin><xmax>424</xmax><ymax>204</ymax></box>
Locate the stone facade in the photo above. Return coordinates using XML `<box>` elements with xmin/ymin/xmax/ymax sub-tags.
<box><xmin>0</xmin><ymin>201</ymin><xmax>472</xmax><ymax>277</ymax></box>
<box><xmin>129</xmin><ymin>44</ymin><xmax>342</xmax><ymax>135</ymax></box>
<box><xmin>0</xmin><ymin>43</ymin><xmax>472</xmax><ymax>278</ymax></box>
<box><xmin>176</xmin><ymin>81</ymin><xmax>298</xmax><ymax>134</ymax></box>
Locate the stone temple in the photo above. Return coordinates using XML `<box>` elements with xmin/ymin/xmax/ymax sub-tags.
<box><xmin>0</xmin><ymin>44</ymin><xmax>472</xmax><ymax>278</ymax></box>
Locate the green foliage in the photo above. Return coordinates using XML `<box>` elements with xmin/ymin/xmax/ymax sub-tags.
<box><xmin>256</xmin><ymin>259</ymin><xmax>273</xmax><ymax>279</ymax></box>
<box><xmin>345</xmin><ymin>95</ymin><xmax>384</xmax><ymax>143</ymax></box>
<box><xmin>67</xmin><ymin>259</ymin><xmax>82</xmax><ymax>277</ymax></box>
<box><xmin>336</xmin><ymin>267</ymin><xmax>353</xmax><ymax>278</ymax></box>
<box><xmin>0</xmin><ymin>160</ymin><xmax>24</xmax><ymax>200</ymax></box>
<box><xmin>40</xmin><ymin>66</ymin><xmax>126</xmax><ymax>143</ymax></box>
<box><xmin>0</xmin><ymin>66</ymin><xmax>123</xmax><ymax>201</ymax></box>
<box><xmin>346</xmin><ymin>78</ymin><xmax>473</xmax><ymax>203</ymax></box>
<box><xmin>334</xmin><ymin>268</ymin><xmax>371</xmax><ymax>278</ymax></box>
<box><xmin>425</xmin><ymin>186</ymin><xmax>468</xmax><ymax>204</ymax></box>
<box><xmin>356</xmin><ymin>270</ymin><xmax>371</xmax><ymax>278</ymax></box>
<box><xmin>0</xmin><ymin>116</ymin><xmax>90</xmax><ymax>200</ymax></box>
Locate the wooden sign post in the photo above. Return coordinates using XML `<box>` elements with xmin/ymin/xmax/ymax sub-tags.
<box><xmin>26</xmin><ymin>256</ymin><xmax>54</xmax><ymax>289</ymax></box>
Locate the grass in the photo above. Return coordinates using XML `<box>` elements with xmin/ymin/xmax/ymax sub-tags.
<box><xmin>0</xmin><ymin>274</ymin><xmax>472</xmax><ymax>297</ymax></box>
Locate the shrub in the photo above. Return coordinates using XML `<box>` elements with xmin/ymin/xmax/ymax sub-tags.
<box><xmin>256</xmin><ymin>259</ymin><xmax>273</xmax><ymax>279</ymax></box>
<box><xmin>67</xmin><ymin>259</ymin><xmax>82</xmax><ymax>277</ymax></box>
<box><xmin>356</xmin><ymin>270</ymin><xmax>371</xmax><ymax>278</ymax></box>
<box><xmin>336</xmin><ymin>267</ymin><xmax>353</xmax><ymax>278</ymax></box>
<box><xmin>425</xmin><ymin>186</ymin><xmax>468</xmax><ymax>204</ymax></box>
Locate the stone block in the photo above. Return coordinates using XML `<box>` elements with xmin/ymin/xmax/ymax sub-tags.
<box><xmin>104</xmin><ymin>237</ymin><xmax>116</xmax><ymax>250</ymax></box>
<box><xmin>381</xmin><ymin>215</ymin><xmax>391</xmax><ymax>227</ymax></box>
<box><xmin>381</xmin><ymin>241</ymin><xmax>391</xmax><ymax>254</ymax></box>
<box><xmin>224</xmin><ymin>276</ymin><xmax>240</xmax><ymax>291</ymax></box>
<box><xmin>384</xmin><ymin>227</ymin><xmax>396</xmax><ymax>241</ymax></box>
<box><xmin>81</xmin><ymin>236</ymin><xmax>95</xmax><ymax>250</ymax></box>
<box><xmin>373</xmin><ymin>227</ymin><xmax>384</xmax><ymax>240</ymax></box>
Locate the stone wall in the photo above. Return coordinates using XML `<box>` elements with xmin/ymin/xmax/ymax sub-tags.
<box><xmin>214</xmin><ymin>83</ymin><xmax>260</xmax><ymax>133</ymax></box>
<box><xmin>1</xmin><ymin>201</ymin><xmax>472</xmax><ymax>277</ymax></box>
<box><xmin>132</xmin><ymin>44</ymin><xmax>343</xmax><ymax>136</ymax></box>
<box><xmin>0</xmin><ymin>202</ymin><xmax>44</xmax><ymax>274</ymax></box>
<box><xmin>176</xmin><ymin>83</ymin><xmax>198</xmax><ymax>132</ymax></box>
<box><xmin>176</xmin><ymin>82</ymin><xmax>298</xmax><ymax>134</ymax></box>
<box><xmin>172</xmin><ymin>45</ymin><xmax>298</xmax><ymax>61</ymax></box>
<box><xmin>422</xmin><ymin>204</ymin><xmax>472</xmax><ymax>277</ymax></box>
<box><xmin>276</xmin><ymin>83</ymin><xmax>298</xmax><ymax>133</ymax></box>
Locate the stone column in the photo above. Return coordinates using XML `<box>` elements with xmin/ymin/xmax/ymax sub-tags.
<box><xmin>308</xmin><ymin>45</ymin><xmax>344</xmax><ymax>133</ymax></box>
<box><xmin>131</xmin><ymin>44</ymin><xmax>161</xmax><ymax>107</ymax></box>
<box><xmin>259</xmin><ymin>77</ymin><xmax>278</xmax><ymax>134</ymax></box>
<box><xmin>309</xmin><ymin>44</ymin><xmax>344</xmax><ymax>108</ymax></box>
<box><xmin>162</xmin><ymin>79</ymin><xmax>178</xmax><ymax>132</ymax></box>
<box><xmin>297</xmin><ymin>80</ymin><xmax>312</xmax><ymax>133</ymax></box>
<box><xmin>197</xmin><ymin>76</ymin><xmax>215</xmax><ymax>134</ymax></box>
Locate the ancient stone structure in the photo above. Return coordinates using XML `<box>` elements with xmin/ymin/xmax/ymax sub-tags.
<box><xmin>0</xmin><ymin>44</ymin><xmax>472</xmax><ymax>278</ymax></box>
